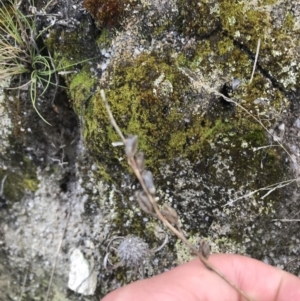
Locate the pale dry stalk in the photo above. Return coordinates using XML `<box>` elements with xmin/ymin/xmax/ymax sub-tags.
<box><xmin>249</xmin><ymin>38</ymin><xmax>261</xmax><ymax>84</ymax></box>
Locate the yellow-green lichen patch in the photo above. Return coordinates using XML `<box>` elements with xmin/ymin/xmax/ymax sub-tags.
<box><xmin>283</xmin><ymin>12</ymin><xmax>295</xmax><ymax>31</ymax></box>
<box><xmin>181</xmin><ymin>36</ymin><xmax>253</xmax><ymax>82</ymax></box>
<box><xmin>259</xmin><ymin>0</ymin><xmax>278</xmax><ymax>5</ymax></box>
<box><xmin>174</xmin><ymin>236</ymin><xmax>199</xmax><ymax>264</ymax></box>
<box><xmin>175</xmin><ymin>234</ymin><xmax>247</xmax><ymax>264</ymax></box>
<box><xmin>219</xmin><ymin>1</ymin><xmax>270</xmax><ymax>42</ymax></box>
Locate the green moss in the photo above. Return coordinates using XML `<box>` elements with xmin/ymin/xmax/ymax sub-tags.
<box><xmin>217</xmin><ymin>37</ymin><xmax>234</xmax><ymax>55</ymax></box>
<box><xmin>0</xmin><ymin>157</ymin><xmax>39</xmax><ymax>203</ymax></box>
<box><xmin>283</xmin><ymin>12</ymin><xmax>295</xmax><ymax>31</ymax></box>
<box><xmin>176</xmin><ymin>0</ymin><xmax>219</xmax><ymax>37</ymax></box>
<box><xmin>78</xmin><ymin>53</ymin><xmax>195</xmax><ymax>171</ymax></box>
<box><xmin>219</xmin><ymin>1</ymin><xmax>270</xmax><ymax>42</ymax></box>
<box><xmin>45</xmin><ymin>17</ymin><xmax>100</xmax><ymax>72</ymax></box>
<box><xmin>176</xmin><ymin>0</ymin><xmax>299</xmax><ymax>90</ymax></box>
<box><xmin>96</xmin><ymin>28</ymin><xmax>114</xmax><ymax>48</ymax></box>
<box><xmin>69</xmin><ymin>68</ymin><xmax>97</xmax><ymax>105</ymax></box>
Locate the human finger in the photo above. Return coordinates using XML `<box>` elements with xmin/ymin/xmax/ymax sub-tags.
<box><xmin>102</xmin><ymin>254</ymin><xmax>300</xmax><ymax>301</ymax></box>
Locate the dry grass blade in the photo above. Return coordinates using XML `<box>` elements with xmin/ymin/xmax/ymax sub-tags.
<box><xmin>0</xmin><ymin>0</ymin><xmax>94</xmax><ymax>124</ymax></box>
<box><xmin>101</xmin><ymin>90</ymin><xmax>255</xmax><ymax>301</ymax></box>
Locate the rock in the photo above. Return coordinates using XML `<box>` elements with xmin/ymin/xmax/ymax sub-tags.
<box><xmin>68</xmin><ymin>248</ymin><xmax>97</xmax><ymax>295</ymax></box>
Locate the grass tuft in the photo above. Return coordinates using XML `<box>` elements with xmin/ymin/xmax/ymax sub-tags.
<box><xmin>0</xmin><ymin>0</ymin><xmax>89</xmax><ymax>125</ymax></box>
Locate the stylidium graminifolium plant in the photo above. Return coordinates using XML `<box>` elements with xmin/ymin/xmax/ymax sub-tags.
<box><xmin>101</xmin><ymin>89</ymin><xmax>255</xmax><ymax>301</ymax></box>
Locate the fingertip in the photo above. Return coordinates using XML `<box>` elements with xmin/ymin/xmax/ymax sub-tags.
<box><xmin>208</xmin><ymin>254</ymin><xmax>300</xmax><ymax>301</ymax></box>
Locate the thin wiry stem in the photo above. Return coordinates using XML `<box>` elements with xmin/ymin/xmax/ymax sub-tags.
<box><xmin>250</xmin><ymin>38</ymin><xmax>261</xmax><ymax>83</ymax></box>
<box><xmin>101</xmin><ymin>90</ymin><xmax>255</xmax><ymax>301</ymax></box>
<box><xmin>101</xmin><ymin>89</ymin><xmax>126</xmax><ymax>142</ymax></box>
<box><xmin>223</xmin><ymin>178</ymin><xmax>298</xmax><ymax>207</ymax></box>
<box><xmin>45</xmin><ymin>211</ymin><xmax>71</xmax><ymax>301</ymax></box>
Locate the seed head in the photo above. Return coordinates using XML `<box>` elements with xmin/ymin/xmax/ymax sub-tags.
<box><xmin>117</xmin><ymin>236</ymin><xmax>149</xmax><ymax>267</ymax></box>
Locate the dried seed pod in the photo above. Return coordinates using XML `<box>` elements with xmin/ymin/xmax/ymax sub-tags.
<box><xmin>135</xmin><ymin>191</ymin><xmax>153</xmax><ymax>215</ymax></box>
<box><xmin>199</xmin><ymin>241</ymin><xmax>210</xmax><ymax>259</ymax></box>
<box><xmin>142</xmin><ymin>170</ymin><xmax>156</xmax><ymax>195</ymax></box>
<box><xmin>162</xmin><ymin>204</ymin><xmax>179</xmax><ymax>225</ymax></box>
<box><xmin>135</xmin><ymin>151</ymin><xmax>145</xmax><ymax>172</ymax></box>
<box><xmin>125</xmin><ymin>135</ymin><xmax>138</xmax><ymax>159</ymax></box>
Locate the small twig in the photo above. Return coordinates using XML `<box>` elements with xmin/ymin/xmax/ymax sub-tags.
<box><xmin>45</xmin><ymin>211</ymin><xmax>71</xmax><ymax>301</ymax></box>
<box><xmin>252</xmin><ymin>145</ymin><xmax>280</xmax><ymax>151</ymax></box>
<box><xmin>250</xmin><ymin>38</ymin><xmax>261</xmax><ymax>84</ymax></box>
<box><xmin>101</xmin><ymin>90</ymin><xmax>254</xmax><ymax>301</ymax></box>
<box><xmin>260</xmin><ymin>180</ymin><xmax>297</xmax><ymax>199</ymax></box>
<box><xmin>49</xmin><ymin>157</ymin><xmax>68</xmax><ymax>167</ymax></box>
<box><xmin>223</xmin><ymin>178</ymin><xmax>298</xmax><ymax>207</ymax></box>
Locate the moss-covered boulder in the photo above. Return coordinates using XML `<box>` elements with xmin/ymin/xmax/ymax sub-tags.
<box><xmin>44</xmin><ymin>0</ymin><xmax>300</xmax><ymax>290</ymax></box>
